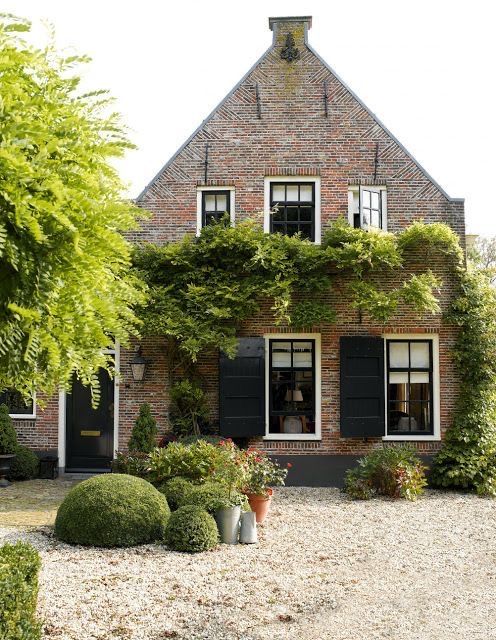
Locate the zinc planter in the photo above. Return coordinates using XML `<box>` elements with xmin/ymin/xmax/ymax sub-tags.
<box><xmin>247</xmin><ymin>488</ymin><xmax>273</xmax><ymax>524</ymax></box>
<box><xmin>0</xmin><ymin>454</ymin><xmax>16</xmax><ymax>488</ymax></box>
<box><xmin>215</xmin><ymin>506</ymin><xmax>241</xmax><ymax>544</ymax></box>
<box><xmin>239</xmin><ymin>511</ymin><xmax>257</xmax><ymax>544</ymax></box>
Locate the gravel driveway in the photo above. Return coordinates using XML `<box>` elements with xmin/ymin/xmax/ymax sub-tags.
<box><xmin>1</xmin><ymin>487</ymin><xmax>496</xmax><ymax>640</ymax></box>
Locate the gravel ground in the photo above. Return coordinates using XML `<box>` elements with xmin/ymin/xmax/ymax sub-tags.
<box><xmin>1</xmin><ymin>488</ymin><xmax>496</xmax><ymax>640</ymax></box>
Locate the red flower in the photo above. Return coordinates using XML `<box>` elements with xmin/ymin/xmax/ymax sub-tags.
<box><xmin>219</xmin><ymin>440</ymin><xmax>225</xmax><ymax>446</ymax></box>
<box><xmin>287</xmin><ymin>462</ymin><xmax>292</xmax><ymax>469</ymax></box>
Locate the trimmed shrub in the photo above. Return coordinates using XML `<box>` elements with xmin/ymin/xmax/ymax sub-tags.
<box><xmin>128</xmin><ymin>403</ymin><xmax>158</xmax><ymax>453</ymax></box>
<box><xmin>8</xmin><ymin>446</ymin><xmax>39</xmax><ymax>481</ymax></box>
<box><xmin>149</xmin><ymin>439</ymin><xmax>222</xmax><ymax>484</ymax></box>
<box><xmin>165</xmin><ymin>505</ymin><xmax>218</xmax><ymax>553</ymax></box>
<box><xmin>55</xmin><ymin>474</ymin><xmax>170</xmax><ymax>547</ymax></box>
<box><xmin>0</xmin><ymin>403</ymin><xmax>18</xmax><ymax>454</ymax></box>
<box><xmin>344</xmin><ymin>446</ymin><xmax>427</xmax><ymax>501</ymax></box>
<box><xmin>0</xmin><ymin>541</ymin><xmax>41</xmax><ymax>640</ymax></box>
<box><xmin>158</xmin><ymin>476</ymin><xmax>195</xmax><ymax>511</ymax></box>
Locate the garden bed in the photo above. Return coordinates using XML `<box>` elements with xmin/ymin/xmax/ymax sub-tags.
<box><xmin>1</xmin><ymin>488</ymin><xmax>496</xmax><ymax>639</ymax></box>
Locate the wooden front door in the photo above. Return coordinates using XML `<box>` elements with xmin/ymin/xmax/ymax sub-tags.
<box><xmin>65</xmin><ymin>368</ymin><xmax>114</xmax><ymax>471</ymax></box>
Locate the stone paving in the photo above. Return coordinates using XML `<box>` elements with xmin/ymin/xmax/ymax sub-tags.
<box><xmin>0</xmin><ymin>478</ymin><xmax>78</xmax><ymax>527</ymax></box>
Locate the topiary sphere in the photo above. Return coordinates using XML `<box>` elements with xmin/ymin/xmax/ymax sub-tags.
<box><xmin>165</xmin><ymin>505</ymin><xmax>218</xmax><ymax>553</ymax></box>
<box><xmin>8</xmin><ymin>446</ymin><xmax>39</xmax><ymax>480</ymax></box>
<box><xmin>55</xmin><ymin>474</ymin><xmax>170</xmax><ymax>547</ymax></box>
<box><xmin>157</xmin><ymin>476</ymin><xmax>195</xmax><ymax>510</ymax></box>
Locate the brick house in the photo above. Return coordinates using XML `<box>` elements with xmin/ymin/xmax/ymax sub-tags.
<box><xmin>6</xmin><ymin>16</ymin><xmax>465</xmax><ymax>483</ymax></box>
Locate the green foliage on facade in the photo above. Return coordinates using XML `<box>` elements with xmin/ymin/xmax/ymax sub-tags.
<box><xmin>128</xmin><ymin>403</ymin><xmax>158</xmax><ymax>453</ymax></box>
<box><xmin>133</xmin><ymin>217</ymin><xmax>461</xmax><ymax>363</ymax></box>
<box><xmin>0</xmin><ymin>542</ymin><xmax>41</xmax><ymax>640</ymax></box>
<box><xmin>431</xmin><ymin>268</ymin><xmax>496</xmax><ymax>496</ymax></box>
<box><xmin>169</xmin><ymin>380</ymin><xmax>209</xmax><ymax>437</ymax></box>
<box><xmin>0</xmin><ymin>15</ymin><xmax>145</xmax><ymax>398</ymax></box>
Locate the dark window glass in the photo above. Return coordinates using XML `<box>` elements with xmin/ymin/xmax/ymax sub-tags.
<box><xmin>201</xmin><ymin>190</ymin><xmax>231</xmax><ymax>227</ymax></box>
<box><xmin>0</xmin><ymin>389</ymin><xmax>34</xmax><ymax>416</ymax></box>
<box><xmin>387</xmin><ymin>340</ymin><xmax>433</xmax><ymax>435</ymax></box>
<box><xmin>269</xmin><ymin>339</ymin><xmax>315</xmax><ymax>435</ymax></box>
<box><xmin>270</xmin><ymin>183</ymin><xmax>315</xmax><ymax>241</ymax></box>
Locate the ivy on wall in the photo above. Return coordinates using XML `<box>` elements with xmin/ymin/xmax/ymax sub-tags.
<box><xmin>133</xmin><ymin>217</ymin><xmax>462</xmax><ymax>363</ymax></box>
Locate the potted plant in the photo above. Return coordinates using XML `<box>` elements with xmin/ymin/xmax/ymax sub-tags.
<box><xmin>0</xmin><ymin>404</ymin><xmax>18</xmax><ymax>488</ymax></box>
<box><xmin>244</xmin><ymin>449</ymin><xmax>290</xmax><ymax>523</ymax></box>
<box><xmin>212</xmin><ymin>439</ymin><xmax>248</xmax><ymax>544</ymax></box>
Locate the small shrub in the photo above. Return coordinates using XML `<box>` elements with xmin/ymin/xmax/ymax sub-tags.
<box><xmin>169</xmin><ymin>380</ymin><xmax>209</xmax><ymax>437</ymax></box>
<box><xmin>149</xmin><ymin>439</ymin><xmax>222</xmax><ymax>483</ymax></box>
<box><xmin>111</xmin><ymin>451</ymin><xmax>150</xmax><ymax>478</ymax></box>
<box><xmin>344</xmin><ymin>446</ymin><xmax>427</xmax><ymax>501</ymax></box>
<box><xmin>8</xmin><ymin>446</ymin><xmax>39</xmax><ymax>481</ymax></box>
<box><xmin>244</xmin><ymin>448</ymin><xmax>289</xmax><ymax>497</ymax></box>
<box><xmin>128</xmin><ymin>403</ymin><xmax>158</xmax><ymax>453</ymax></box>
<box><xmin>165</xmin><ymin>505</ymin><xmax>218</xmax><ymax>553</ymax></box>
<box><xmin>55</xmin><ymin>474</ymin><xmax>170</xmax><ymax>547</ymax></box>
<box><xmin>0</xmin><ymin>541</ymin><xmax>41</xmax><ymax>640</ymax></box>
<box><xmin>178</xmin><ymin>435</ymin><xmax>223</xmax><ymax>446</ymax></box>
<box><xmin>0</xmin><ymin>404</ymin><xmax>18</xmax><ymax>454</ymax></box>
<box><xmin>187</xmin><ymin>481</ymin><xmax>239</xmax><ymax>513</ymax></box>
<box><xmin>158</xmin><ymin>476</ymin><xmax>196</xmax><ymax>510</ymax></box>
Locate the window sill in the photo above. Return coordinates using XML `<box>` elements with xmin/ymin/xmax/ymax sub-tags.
<box><xmin>382</xmin><ymin>435</ymin><xmax>440</xmax><ymax>442</ymax></box>
<box><xmin>9</xmin><ymin>414</ymin><xmax>36</xmax><ymax>420</ymax></box>
<box><xmin>263</xmin><ymin>434</ymin><xmax>321</xmax><ymax>442</ymax></box>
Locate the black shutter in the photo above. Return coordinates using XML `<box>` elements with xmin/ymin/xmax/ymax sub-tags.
<box><xmin>340</xmin><ymin>336</ymin><xmax>385</xmax><ymax>437</ymax></box>
<box><xmin>219</xmin><ymin>338</ymin><xmax>265</xmax><ymax>437</ymax></box>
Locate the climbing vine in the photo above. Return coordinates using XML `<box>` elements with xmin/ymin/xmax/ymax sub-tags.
<box><xmin>133</xmin><ymin>217</ymin><xmax>462</xmax><ymax>365</ymax></box>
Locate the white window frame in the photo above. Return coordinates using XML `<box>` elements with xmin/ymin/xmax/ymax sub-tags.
<box><xmin>263</xmin><ymin>332</ymin><xmax>321</xmax><ymax>441</ymax></box>
<box><xmin>382</xmin><ymin>333</ymin><xmax>440</xmax><ymax>442</ymax></box>
<box><xmin>264</xmin><ymin>176</ymin><xmax>321</xmax><ymax>244</ymax></box>
<box><xmin>348</xmin><ymin>185</ymin><xmax>387</xmax><ymax>232</ymax></box>
<box><xmin>6</xmin><ymin>393</ymin><xmax>36</xmax><ymax>420</ymax></box>
<box><xmin>196</xmin><ymin>186</ymin><xmax>235</xmax><ymax>235</ymax></box>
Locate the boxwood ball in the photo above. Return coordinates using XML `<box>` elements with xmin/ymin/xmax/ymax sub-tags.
<box><xmin>165</xmin><ymin>505</ymin><xmax>219</xmax><ymax>553</ymax></box>
<box><xmin>55</xmin><ymin>474</ymin><xmax>170</xmax><ymax>547</ymax></box>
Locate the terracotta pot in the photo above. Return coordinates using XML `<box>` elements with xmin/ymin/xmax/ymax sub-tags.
<box><xmin>247</xmin><ymin>488</ymin><xmax>273</xmax><ymax>524</ymax></box>
<box><xmin>0</xmin><ymin>454</ymin><xmax>16</xmax><ymax>488</ymax></box>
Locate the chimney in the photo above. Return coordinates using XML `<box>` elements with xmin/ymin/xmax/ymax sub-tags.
<box><xmin>268</xmin><ymin>16</ymin><xmax>312</xmax><ymax>53</ymax></box>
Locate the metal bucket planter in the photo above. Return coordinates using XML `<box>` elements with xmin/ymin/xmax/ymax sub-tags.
<box><xmin>239</xmin><ymin>511</ymin><xmax>257</xmax><ymax>544</ymax></box>
<box><xmin>0</xmin><ymin>454</ymin><xmax>16</xmax><ymax>488</ymax></box>
<box><xmin>215</xmin><ymin>506</ymin><xmax>241</xmax><ymax>544</ymax></box>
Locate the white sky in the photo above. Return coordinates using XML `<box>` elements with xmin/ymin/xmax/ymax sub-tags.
<box><xmin>6</xmin><ymin>0</ymin><xmax>496</xmax><ymax>235</ymax></box>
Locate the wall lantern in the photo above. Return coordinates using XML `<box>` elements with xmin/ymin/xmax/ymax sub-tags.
<box><xmin>130</xmin><ymin>346</ymin><xmax>147</xmax><ymax>382</ymax></box>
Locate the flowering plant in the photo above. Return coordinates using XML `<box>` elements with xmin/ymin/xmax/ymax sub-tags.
<box><xmin>211</xmin><ymin>439</ymin><xmax>249</xmax><ymax>507</ymax></box>
<box><xmin>243</xmin><ymin>448</ymin><xmax>290</xmax><ymax>498</ymax></box>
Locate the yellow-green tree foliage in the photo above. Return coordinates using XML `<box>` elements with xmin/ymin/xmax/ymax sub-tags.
<box><xmin>0</xmin><ymin>15</ymin><xmax>145</xmax><ymax>396</ymax></box>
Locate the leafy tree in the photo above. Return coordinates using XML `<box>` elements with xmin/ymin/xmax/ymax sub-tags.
<box><xmin>128</xmin><ymin>403</ymin><xmax>158</xmax><ymax>453</ymax></box>
<box><xmin>467</xmin><ymin>235</ymin><xmax>496</xmax><ymax>283</ymax></box>
<box><xmin>0</xmin><ymin>15</ymin><xmax>145</xmax><ymax>398</ymax></box>
<box><xmin>0</xmin><ymin>404</ymin><xmax>18</xmax><ymax>454</ymax></box>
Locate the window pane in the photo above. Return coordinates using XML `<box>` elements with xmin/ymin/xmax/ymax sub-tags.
<box><xmin>371</xmin><ymin>192</ymin><xmax>380</xmax><ymax>209</ymax></box>
<box><xmin>286</xmin><ymin>207</ymin><xmax>298</xmax><ymax>221</ymax></box>
<box><xmin>204</xmin><ymin>194</ymin><xmax>216</xmax><ymax>212</ymax></box>
<box><xmin>298</xmin><ymin>224</ymin><xmax>312</xmax><ymax>240</ymax></box>
<box><xmin>0</xmin><ymin>389</ymin><xmax>33</xmax><ymax>415</ymax></box>
<box><xmin>389</xmin><ymin>342</ymin><xmax>409</xmax><ymax>368</ymax></box>
<box><xmin>293</xmin><ymin>342</ymin><xmax>313</xmax><ymax>367</ymax></box>
<box><xmin>272</xmin><ymin>207</ymin><xmax>284</xmax><ymax>222</ymax></box>
<box><xmin>410</xmin><ymin>372</ymin><xmax>429</xmax><ymax>384</ymax></box>
<box><xmin>362</xmin><ymin>190</ymin><xmax>371</xmax><ymax>207</ymax></box>
<box><xmin>299</xmin><ymin>207</ymin><xmax>312</xmax><ymax>221</ymax></box>
<box><xmin>362</xmin><ymin>210</ymin><xmax>370</xmax><ymax>227</ymax></box>
<box><xmin>272</xmin><ymin>185</ymin><xmax>285</xmax><ymax>201</ymax></box>
<box><xmin>300</xmin><ymin>185</ymin><xmax>313</xmax><ymax>202</ymax></box>
<box><xmin>370</xmin><ymin>210</ymin><xmax>380</xmax><ymax>228</ymax></box>
<box><xmin>216</xmin><ymin>195</ymin><xmax>227</xmax><ymax>211</ymax></box>
<box><xmin>389</xmin><ymin>372</ymin><xmax>408</xmax><ymax>384</ymax></box>
<box><xmin>272</xmin><ymin>342</ymin><xmax>291</xmax><ymax>367</ymax></box>
<box><xmin>410</xmin><ymin>342</ymin><xmax>430</xmax><ymax>368</ymax></box>
<box><xmin>286</xmin><ymin>185</ymin><xmax>299</xmax><ymax>201</ymax></box>
<box><xmin>409</xmin><ymin>402</ymin><xmax>430</xmax><ymax>431</ymax></box>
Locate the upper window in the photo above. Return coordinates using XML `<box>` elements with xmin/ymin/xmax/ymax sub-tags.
<box><xmin>268</xmin><ymin>339</ymin><xmax>316</xmax><ymax>436</ymax></box>
<box><xmin>387</xmin><ymin>340</ymin><xmax>433</xmax><ymax>436</ymax></box>
<box><xmin>270</xmin><ymin>182</ymin><xmax>315</xmax><ymax>241</ymax></box>
<box><xmin>348</xmin><ymin>186</ymin><xmax>387</xmax><ymax>231</ymax></box>
<box><xmin>0</xmin><ymin>389</ymin><xmax>35</xmax><ymax>418</ymax></box>
<box><xmin>201</xmin><ymin>190</ymin><xmax>231</xmax><ymax>228</ymax></box>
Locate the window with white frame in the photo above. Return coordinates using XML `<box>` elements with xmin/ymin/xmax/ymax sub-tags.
<box><xmin>348</xmin><ymin>186</ymin><xmax>387</xmax><ymax>231</ymax></box>
<box><xmin>264</xmin><ymin>177</ymin><xmax>321</xmax><ymax>244</ymax></box>
<box><xmin>196</xmin><ymin>187</ymin><xmax>235</xmax><ymax>234</ymax></box>
<box><xmin>0</xmin><ymin>389</ymin><xmax>36</xmax><ymax>418</ymax></box>
<box><xmin>386</xmin><ymin>339</ymin><xmax>434</xmax><ymax>436</ymax></box>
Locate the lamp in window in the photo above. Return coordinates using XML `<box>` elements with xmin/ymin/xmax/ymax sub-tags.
<box><xmin>130</xmin><ymin>346</ymin><xmax>147</xmax><ymax>382</ymax></box>
<box><xmin>283</xmin><ymin>388</ymin><xmax>304</xmax><ymax>434</ymax></box>
<box><xmin>284</xmin><ymin>389</ymin><xmax>303</xmax><ymax>402</ymax></box>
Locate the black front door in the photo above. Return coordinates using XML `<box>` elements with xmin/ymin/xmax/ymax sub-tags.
<box><xmin>65</xmin><ymin>368</ymin><xmax>114</xmax><ymax>471</ymax></box>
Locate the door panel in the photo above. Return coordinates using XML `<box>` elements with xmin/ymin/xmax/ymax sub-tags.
<box><xmin>65</xmin><ymin>368</ymin><xmax>114</xmax><ymax>470</ymax></box>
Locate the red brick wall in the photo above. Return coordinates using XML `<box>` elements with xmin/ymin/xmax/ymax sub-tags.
<box><xmin>16</xmin><ymin>17</ymin><xmax>465</xmax><ymax>460</ymax></box>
